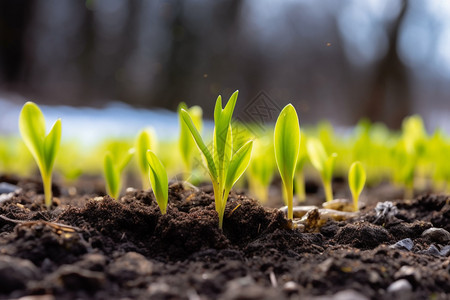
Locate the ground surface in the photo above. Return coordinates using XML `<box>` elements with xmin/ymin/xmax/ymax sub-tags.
<box><xmin>0</xmin><ymin>174</ymin><xmax>449</xmax><ymax>300</ymax></box>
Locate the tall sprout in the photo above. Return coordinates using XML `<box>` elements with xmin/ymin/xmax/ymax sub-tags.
<box><xmin>180</xmin><ymin>91</ymin><xmax>253</xmax><ymax>229</ymax></box>
<box><xmin>247</xmin><ymin>136</ymin><xmax>275</xmax><ymax>203</ymax></box>
<box><xmin>307</xmin><ymin>137</ymin><xmax>337</xmax><ymax>202</ymax></box>
<box><xmin>274</xmin><ymin>104</ymin><xmax>300</xmax><ymax>221</ymax></box>
<box><xmin>19</xmin><ymin>102</ymin><xmax>61</xmax><ymax>208</ymax></box>
<box><xmin>136</xmin><ymin>128</ymin><xmax>157</xmax><ymax>189</ymax></box>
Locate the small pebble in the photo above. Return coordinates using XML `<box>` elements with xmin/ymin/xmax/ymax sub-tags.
<box><xmin>374</xmin><ymin>201</ymin><xmax>398</xmax><ymax>223</ymax></box>
<box><xmin>419</xmin><ymin>244</ymin><xmax>441</xmax><ymax>256</ymax></box>
<box><xmin>421</xmin><ymin>228</ymin><xmax>450</xmax><ymax>244</ymax></box>
<box><xmin>394</xmin><ymin>266</ymin><xmax>421</xmax><ymax>282</ymax></box>
<box><xmin>387</xmin><ymin>279</ymin><xmax>412</xmax><ymax>293</ymax></box>
<box><xmin>283</xmin><ymin>281</ymin><xmax>299</xmax><ymax>293</ymax></box>
<box><xmin>439</xmin><ymin>245</ymin><xmax>450</xmax><ymax>256</ymax></box>
<box><xmin>313</xmin><ymin>289</ymin><xmax>369</xmax><ymax>300</ymax></box>
<box><xmin>322</xmin><ymin>199</ymin><xmax>354</xmax><ymax>212</ymax></box>
<box><xmin>0</xmin><ymin>182</ymin><xmax>20</xmax><ymax>194</ymax></box>
<box><xmin>390</xmin><ymin>238</ymin><xmax>414</xmax><ymax>251</ymax></box>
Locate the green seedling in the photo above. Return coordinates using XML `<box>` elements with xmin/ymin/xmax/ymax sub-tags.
<box><xmin>274</xmin><ymin>104</ymin><xmax>300</xmax><ymax>221</ymax></box>
<box><xmin>348</xmin><ymin>161</ymin><xmax>366</xmax><ymax>211</ymax></box>
<box><xmin>399</xmin><ymin>115</ymin><xmax>428</xmax><ymax>198</ymax></box>
<box><xmin>136</xmin><ymin>128</ymin><xmax>157</xmax><ymax>189</ymax></box>
<box><xmin>180</xmin><ymin>91</ymin><xmax>253</xmax><ymax>229</ymax></box>
<box><xmin>178</xmin><ymin>103</ymin><xmax>203</xmax><ymax>181</ymax></box>
<box><xmin>103</xmin><ymin>145</ymin><xmax>135</xmax><ymax>199</ymax></box>
<box><xmin>146</xmin><ymin>150</ymin><xmax>168</xmax><ymax>214</ymax></box>
<box><xmin>247</xmin><ymin>136</ymin><xmax>275</xmax><ymax>203</ymax></box>
<box><xmin>19</xmin><ymin>102</ymin><xmax>61</xmax><ymax>208</ymax></box>
<box><xmin>307</xmin><ymin>137</ymin><xmax>337</xmax><ymax>202</ymax></box>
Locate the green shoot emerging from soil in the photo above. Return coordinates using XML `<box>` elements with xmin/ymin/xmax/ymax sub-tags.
<box><xmin>247</xmin><ymin>137</ymin><xmax>275</xmax><ymax>203</ymax></box>
<box><xmin>19</xmin><ymin>102</ymin><xmax>61</xmax><ymax>208</ymax></box>
<box><xmin>307</xmin><ymin>138</ymin><xmax>337</xmax><ymax>202</ymax></box>
<box><xmin>180</xmin><ymin>91</ymin><xmax>253</xmax><ymax>229</ymax></box>
<box><xmin>136</xmin><ymin>128</ymin><xmax>157</xmax><ymax>189</ymax></box>
<box><xmin>274</xmin><ymin>104</ymin><xmax>300</xmax><ymax>221</ymax></box>
<box><xmin>146</xmin><ymin>150</ymin><xmax>168</xmax><ymax>214</ymax></box>
<box><xmin>348</xmin><ymin>161</ymin><xmax>366</xmax><ymax>211</ymax></box>
<box><xmin>178</xmin><ymin>103</ymin><xmax>203</xmax><ymax>181</ymax></box>
<box><xmin>103</xmin><ymin>146</ymin><xmax>134</xmax><ymax>199</ymax></box>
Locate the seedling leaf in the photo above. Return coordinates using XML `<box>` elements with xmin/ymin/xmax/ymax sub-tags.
<box><xmin>43</xmin><ymin>119</ymin><xmax>61</xmax><ymax>173</ymax></box>
<box><xmin>104</xmin><ymin>152</ymin><xmax>120</xmax><ymax>199</ymax></box>
<box><xmin>307</xmin><ymin>138</ymin><xmax>337</xmax><ymax>202</ymax></box>
<box><xmin>274</xmin><ymin>104</ymin><xmax>300</xmax><ymax>221</ymax></box>
<box><xmin>225</xmin><ymin>140</ymin><xmax>253</xmax><ymax>191</ymax></box>
<box><xmin>348</xmin><ymin>161</ymin><xmax>366</xmax><ymax>211</ymax></box>
<box><xmin>146</xmin><ymin>150</ymin><xmax>168</xmax><ymax>214</ymax></box>
<box><xmin>178</xmin><ymin>103</ymin><xmax>202</xmax><ymax>177</ymax></box>
<box><xmin>180</xmin><ymin>108</ymin><xmax>217</xmax><ymax>179</ymax></box>
<box><xmin>19</xmin><ymin>102</ymin><xmax>61</xmax><ymax>208</ymax></box>
<box><xmin>307</xmin><ymin>138</ymin><xmax>327</xmax><ymax>173</ymax></box>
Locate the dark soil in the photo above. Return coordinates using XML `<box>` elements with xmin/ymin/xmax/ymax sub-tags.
<box><xmin>0</xmin><ymin>174</ymin><xmax>449</xmax><ymax>299</ymax></box>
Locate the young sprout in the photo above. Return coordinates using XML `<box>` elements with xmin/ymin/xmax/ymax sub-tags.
<box><xmin>136</xmin><ymin>128</ymin><xmax>157</xmax><ymax>189</ymax></box>
<box><xmin>146</xmin><ymin>150</ymin><xmax>168</xmax><ymax>214</ymax></box>
<box><xmin>19</xmin><ymin>102</ymin><xmax>61</xmax><ymax>208</ymax></box>
<box><xmin>399</xmin><ymin>115</ymin><xmax>428</xmax><ymax>198</ymax></box>
<box><xmin>247</xmin><ymin>136</ymin><xmax>275</xmax><ymax>203</ymax></box>
<box><xmin>348</xmin><ymin>161</ymin><xmax>366</xmax><ymax>211</ymax></box>
<box><xmin>274</xmin><ymin>104</ymin><xmax>300</xmax><ymax>221</ymax></box>
<box><xmin>178</xmin><ymin>103</ymin><xmax>203</xmax><ymax>181</ymax></box>
<box><xmin>103</xmin><ymin>145</ymin><xmax>135</xmax><ymax>199</ymax></box>
<box><xmin>307</xmin><ymin>137</ymin><xmax>337</xmax><ymax>202</ymax></box>
<box><xmin>180</xmin><ymin>91</ymin><xmax>253</xmax><ymax>229</ymax></box>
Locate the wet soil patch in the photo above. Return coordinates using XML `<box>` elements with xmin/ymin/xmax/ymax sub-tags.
<box><xmin>0</xmin><ymin>177</ymin><xmax>449</xmax><ymax>299</ymax></box>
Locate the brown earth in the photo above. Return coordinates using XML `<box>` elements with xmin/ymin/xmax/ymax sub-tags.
<box><xmin>0</xmin><ymin>174</ymin><xmax>449</xmax><ymax>300</ymax></box>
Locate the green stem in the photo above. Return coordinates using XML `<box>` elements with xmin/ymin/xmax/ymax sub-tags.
<box><xmin>352</xmin><ymin>193</ymin><xmax>359</xmax><ymax>212</ymax></box>
<box><xmin>286</xmin><ymin>181</ymin><xmax>294</xmax><ymax>221</ymax></box>
<box><xmin>43</xmin><ymin>174</ymin><xmax>52</xmax><ymax>209</ymax></box>
<box><xmin>212</xmin><ymin>181</ymin><xmax>224</xmax><ymax>229</ymax></box>
<box><xmin>324</xmin><ymin>180</ymin><xmax>333</xmax><ymax>202</ymax></box>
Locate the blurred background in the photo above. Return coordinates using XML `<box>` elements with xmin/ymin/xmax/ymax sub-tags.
<box><xmin>1</xmin><ymin>0</ymin><xmax>450</xmax><ymax>134</ymax></box>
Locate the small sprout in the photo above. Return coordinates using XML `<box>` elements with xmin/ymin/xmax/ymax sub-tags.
<box><xmin>178</xmin><ymin>103</ymin><xmax>203</xmax><ymax>181</ymax></box>
<box><xmin>348</xmin><ymin>161</ymin><xmax>366</xmax><ymax>211</ymax></box>
<box><xmin>136</xmin><ymin>128</ymin><xmax>157</xmax><ymax>189</ymax></box>
<box><xmin>247</xmin><ymin>137</ymin><xmax>275</xmax><ymax>203</ymax></box>
<box><xmin>103</xmin><ymin>146</ymin><xmax>134</xmax><ymax>199</ymax></box>
<box><xmin>146</xmin><ymin>150</ymin><xmax>168</xmax><ymax>214</ymax></box>
<box><xmin>307</xmin><ymin>137</ymin><xmax>337</xmax><ymax>202</ymax></box>
<box><xmin>274</xmin><ymin>104</ymin><xmax>300</xmax><ymax>221</ymax></box>
<box><xmin>180</xmin><ymin>91</ymin><xmax>253</xmax><ymax>229</ymax></box>
<box><xmin>19</xmin><ymin>102</ymin><xmax>61</xmax><ymax>208</ymax></box>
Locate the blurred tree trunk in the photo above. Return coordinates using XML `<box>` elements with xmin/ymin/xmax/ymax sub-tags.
<box><xmin>0</xmin><ymin>0</ymin><xmax>34</xmax><ymax>83</ymax></box>
<box><xmin>363</xmin><ymin>0</ymin><xmax>409</xmax><ymax>129</ymax></box>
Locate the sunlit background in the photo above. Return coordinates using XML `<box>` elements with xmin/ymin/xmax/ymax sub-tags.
<box><xmin>1</xmin><ymin>0</ymin><xmax>450</xmax><ymax>139</ymax></box>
